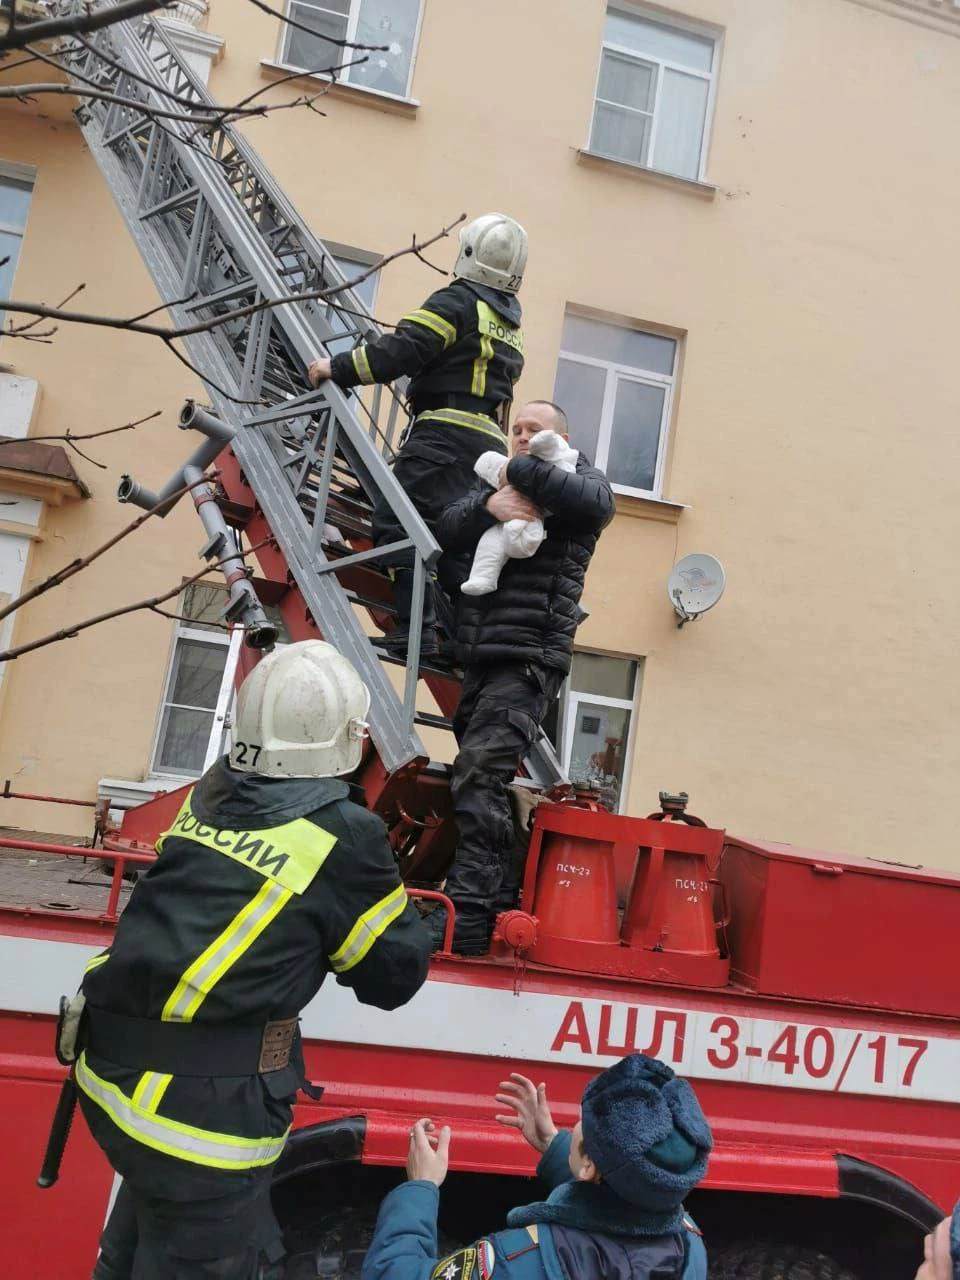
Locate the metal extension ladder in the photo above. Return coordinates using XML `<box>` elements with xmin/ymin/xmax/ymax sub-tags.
<box><xmin>59</xmin><ymin>1</ymin><xmax>565</xmax><ymax>793</ymax></box>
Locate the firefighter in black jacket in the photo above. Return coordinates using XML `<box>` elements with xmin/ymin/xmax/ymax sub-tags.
<box><xmin>77</xmin><ymin>640</ymin><xmax>432</xmax><ymax>1279</ymax></box>
<box><xmin>307</xmin><ymin>213</ymin><xmax>527</xmax><ymax>659</ymax></box>
<box><xmin>431</xmin><ymin>402</ymin><xmax>615</xmax><ymax>955</ymax></box>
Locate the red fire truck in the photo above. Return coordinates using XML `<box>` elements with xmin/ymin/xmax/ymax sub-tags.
<box><xmin>2</xmin><ymin>789</ymin><xmax>960</xmax><ymax>1280</ymax></box>
<box><xmin>1</xmin><ymin>7</ymin><xmax>958</xmax><ymax>1279</ymax></box>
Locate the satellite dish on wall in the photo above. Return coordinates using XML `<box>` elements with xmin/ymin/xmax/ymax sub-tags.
<box><xmin>667</xmin><ymin>553</ymin><xmax>725</xmax><ymax>628</ymax></box>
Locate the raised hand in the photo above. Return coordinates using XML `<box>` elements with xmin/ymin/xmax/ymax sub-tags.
<box><xmin>494</xmin><ymin>1073</ymin><xmax>558</xmax><ymax>1154</ymax></box>
<box><xmin>406</xmin><ymin>1118</ymin><xmax>451</xmax><ymax>1186</ymax></box>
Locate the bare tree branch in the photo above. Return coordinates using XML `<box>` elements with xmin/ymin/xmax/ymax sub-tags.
<box><xmin>126</xmin><ymin>290</ymin><xmax>198</xmax><ymax>326</ymax></box>
<box><xmin>149</xmin><ymin>603</ymin><xmax>233</xmax><ymax>629</ymax></box>
<box><xmin>0</xmin><ymin>466</ymin><xmax>214</xmax><ymax>628</ymax></box>
<box><xmin>0</xmin><ymin>50</ymin><xmax>40</xmax><ymax>70</ymax></box>
<box><xmin>0</xmin><ymin>0</ymin><xmax>174</xmax><ymax>54</ymax></box>
<box><xmin>10</xmin><ymin>280</ymin><xmax>85</xmax><ymax>338</ymax></box>
<box><xmin>243</xmin><ymin>0</ymin><xmax>387</xmax><ymax>51</ymax></box>
<box><xmin>0</xmin><ymin>408</ymin><xmax>163</xmax><ymax>469</ymax></box>
<box><xmin>0</xmin><ymin>200</ymin><xmax>461</xmax><ymax>406</ymax></box>
<box><xmin>0</xmin><ymin>77</ymin><xmax>333</xmax><ymax>122</ymax></box>
<box><xmin>65</xmin><ymin>33</ymin><xmax>360</xmax><ymax>124</ymax></box>
<box><xmin>0</xmin><ymin>529</ymin><xmax>277</xmax><ymax>664</ymax></box>
<box><xmin>0</xmin><ymin>215</ymin><xmax>464</xmax><ymax>347</ymax></box>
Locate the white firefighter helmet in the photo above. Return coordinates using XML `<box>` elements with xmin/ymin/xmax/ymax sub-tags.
<box><xmin>230</xmin><ymin>640</ymin><xmax>370</xmax><ymax>779</ymax></box>
<box><xmin>453</xmin><ymin>213</ymin><xmax>527</xmax><ymax>294</ymax></box>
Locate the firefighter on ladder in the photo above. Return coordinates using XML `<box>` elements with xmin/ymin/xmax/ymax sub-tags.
<box><xmin>71</xmin><ymin>641</ymin><xmax>432</xmax><ymax>1279</ymax></box>
<box><xmin>307</xmin><ymin>212</ymin><xmax>527</xmax><ymax>660</ymax></box>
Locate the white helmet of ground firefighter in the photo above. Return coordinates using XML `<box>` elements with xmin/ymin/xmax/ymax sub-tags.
<box><xmin>453</xmin><ymin>213</ymin><xmax>527</xmax><ymax>294</ymax></box>
<box><xmin>230</xmin><ymin>640</ymin><xmax>371</xmax><ymax>779</ymax></box>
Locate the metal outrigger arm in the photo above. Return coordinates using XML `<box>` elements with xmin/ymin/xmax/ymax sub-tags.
<box><xmin>119</xmin><ymin>399</ymin><xmax>278</xmax><ymax>650</ymax></box>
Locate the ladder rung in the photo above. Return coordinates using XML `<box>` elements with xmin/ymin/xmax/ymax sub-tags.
<box><xmin>414</xmin><ymin>712</ymin><xmax>454</xmax><ymax>733</ymax></box>
<box><xmin>377</xmin><ymin>649</ymin><xmax>463</xmax><ymax>682</ymax></box>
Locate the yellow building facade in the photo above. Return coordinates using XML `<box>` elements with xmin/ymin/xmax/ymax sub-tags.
<box><xmin>0</xmin><ymin>0</ymin><xmax>957</xmax><ymax>863</ymax></box>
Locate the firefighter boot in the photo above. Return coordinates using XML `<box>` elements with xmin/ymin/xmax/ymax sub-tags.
<box><xmin>379</xmin><ymin>567</ymin><xmax>440</xmax><ymax>661</ymax></box>
<box><xmin>425</xmin><ymin>901</ymin><xmax>492</xmax><ymax>957</ymax></box>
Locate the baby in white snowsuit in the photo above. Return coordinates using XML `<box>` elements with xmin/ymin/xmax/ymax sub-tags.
<box><xmin>461</xmin><ymin>428</ymin><xmax>580</xmax><ymax>596</ymax></box>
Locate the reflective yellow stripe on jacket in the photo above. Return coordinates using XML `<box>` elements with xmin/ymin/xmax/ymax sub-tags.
<box><xmin>329</xmin><ymin>883</ymin><xmax>407</xmax><ymax>973</ymax></box>
<box><xmin>472</xmin><ymin>299</ymin><xmax>522</xmax><ymax>400</ymax></box>
<box><xmin>403</xmin><ymin>308</ymin><xmax>457</xmax><ymax>348</ymax></box>
<box><xmin>161</xmin><ymin>878</ymin><xmax>292</xmax><ymax>1022</ymax></box>
<box><xmin>412</xmin><ymin>408</ymin><xmax>507</xmax><ymax>445</ymax></box>
<box><xmin>351</xmin><ymin>346</ymin><xmax>375</xmax><ymax>384</ymax></box>
<box><xmin>76</xmin><ymin>1053</ymin><xmax>288</xmax><ymax>1170</ymax></box>
<box><xmin>157</xmin><ymin>794</ymin><xmax>337</xmax><ymax>1022</ymax></box>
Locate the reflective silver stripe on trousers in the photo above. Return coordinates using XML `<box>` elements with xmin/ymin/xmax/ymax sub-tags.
<box><xmin>75</xmin><ymin>1054</ymin><xmax>288</xmax><ymax>1169</ymax></box>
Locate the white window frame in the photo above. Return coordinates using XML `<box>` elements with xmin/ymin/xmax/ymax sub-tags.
<box><xmin>557</xmin><ymin>322</ymin><xmax>678</xmax><ymax>500</ymax></box>
<box><xmin>151</xmin><ymin>605</ymin><xmax>243</xmax><ymax>780</ymax></box>
<box><xmin>278</xmin><ymin>0</ymin><xmax>425</xmax><ymax>101</ymax></box>
<box><xmin>558</xmin><ymin>655</ymin><xmax>642</xmax><ymax>816</ymax></box>
<box><xmin>589</xmin><ymin>3</ymin><xmax>720</xmax><ymax>182</ymax></box>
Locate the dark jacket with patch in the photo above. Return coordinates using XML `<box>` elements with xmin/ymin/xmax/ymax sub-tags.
<box><xmin>361</xmin><ymin>1133</ymin><xmax>706</xmax><ymax>1280</ymax></box>
<box><xmin>78</xmin><ymin>758</ymin><xmax>430</xmax><ymax>1199</ymax></box>
<box><xmin>329</xmin><ymin>279</ymin><xmax>523</xmax><ymax>419</ymax></box>
<box><xmin>436</xmin><ymin>452</ymin><xmax>615</xmax><ymax>673</ymax></box>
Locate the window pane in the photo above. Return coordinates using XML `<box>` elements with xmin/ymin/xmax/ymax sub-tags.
<box><xmin>181</xmin><ymin>582</ymin><xmax>230</xmax><ymax>631</ymax></box>
<box><xmin>607</xmin><ymin>378</ymin><xmax>665</xmax><ymax>491</ymax></box>
<box><xmin>169</xmin><ymin>638</ymin><xmax>228</xmax><ymax>710</ymax></box>
<box><xmin>561</xmin><ymin>313</ymin><xmax>676</xmax><ymax>376</ymax></box>
<box><xmin>604</xmin><ymin>10</ymin><xmax>714</xmax><ymax>73</ymax></box>
<box><xmin>324</xmin><ymin>253</ymin><xmax>380</xmax><ymax>355</ymax></box>
<box><xmin>571</xmin><ymin>652</ymin><xmax>637</xmax><ymax>701</ymax></box>
<box><xmin>567</xmin><ymin>701</ymin><xmax>632</xmax><ymax>812</ymax></box>
<box><xmin>0</xmin><ymin>178</ymin><xmax>33</xmax><ymax>230</ymax></box>
<box><xmin>653</xmin><ymin>68</ymin><xmax>709</xmax><ymax>179</ymax></box>
<box><xmin>348</xmin><ymin>0</ymin><xmax>420</xmax><ymax>97</ymax></box>
<box><xmin>597</xmin><ymin>49</ymin><xmax>655</xmax><ymax>111</ymax></box>
<box><xmin>552</xmin><ymin>357</ymin><xmax>606</xmax><ymax>465</ymax></box>
<box><xmin>0</xmin><ymin>228</ymin><xmax>22</xmax><ymax>332</ymax></box>
<box><xmin>155</xmin><ymin>706</ymin><xmax>215</xmax><ymax>774</ymax></box>
<box><xmin>283</xmin><ymin>0</ymin><xmax>350</xmax><ymax>70</ymax></box>
<box><xmin>590</xmin><ymin>101</ymin><xmax>650</xmax><ymax>166</ymax></box>
<box><xmin>332</xmin><ymin>253</ymin><xmax>378</xmax><ymax>312</ymax></box>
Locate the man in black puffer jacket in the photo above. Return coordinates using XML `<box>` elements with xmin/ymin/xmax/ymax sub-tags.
<box><xmin>431</xmin><ymin>400</ymin><xmax>615</xmax><ymax>954</ymax></box>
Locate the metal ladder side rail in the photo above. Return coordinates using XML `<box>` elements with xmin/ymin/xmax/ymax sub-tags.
<box><xmin>67</xmin><ymin>21</ymin><xmax>437</xmax><ymax>772</ymax></box>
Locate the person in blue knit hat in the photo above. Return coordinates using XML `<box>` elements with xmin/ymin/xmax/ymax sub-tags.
<box><xmin>915</xmin><ymin>1204</ymin><xmax>960</xmax><ymax>1280</ymax></box>
<box><xmin>361</xmin><ymin>1054</ymin><xmax>712</xmax><ymax>1280</ymax></box>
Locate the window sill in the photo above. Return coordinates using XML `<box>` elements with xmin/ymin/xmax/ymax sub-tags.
<box><xmin>575</xmin><ymin>149</ymin><xmax>717</xmax><ymax>200</ymax></box>
<box><xmin>260</xmin><ymin>60</ymin><xmax>419</xmax><ymax>116</ymax></box>
<box><xmin>98</xmin><ymin>775</ymin><xmax>188</xmax><ymax>812</ymax></box>
<box><xmin>613</xmin><ymin>491</ymin><xmax>687</xmax><ymax>523</ymax></box>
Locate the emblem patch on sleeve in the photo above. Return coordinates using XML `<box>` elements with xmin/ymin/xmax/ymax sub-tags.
<box><xmin>432</xmin><ymin>1241</ymin><xmax>495</xmax><ymax>1280</ymax></box>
